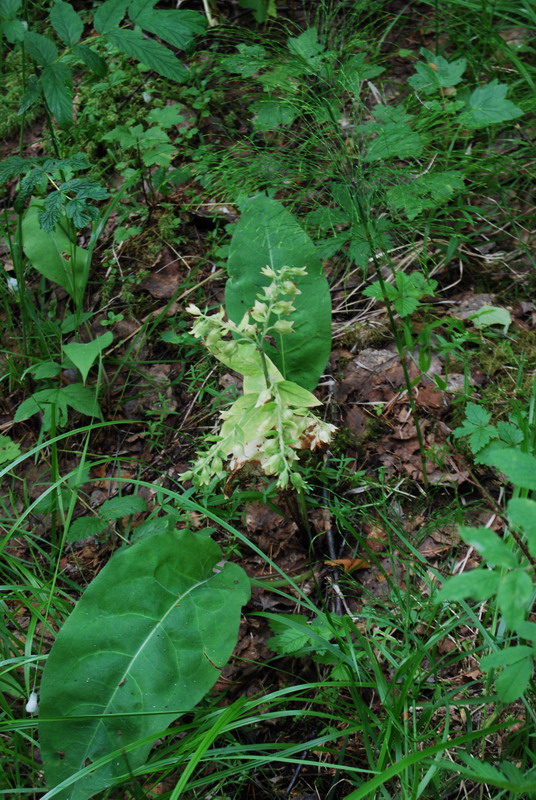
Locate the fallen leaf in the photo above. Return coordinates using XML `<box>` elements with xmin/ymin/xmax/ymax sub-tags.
<box><xmin>324</xmin><ymin>558</ymin><xmax>369</xmax><ymax>572</ymax></box>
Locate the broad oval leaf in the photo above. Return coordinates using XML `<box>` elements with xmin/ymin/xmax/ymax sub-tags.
<box><xmin>225</xmin><ymin>194</ymin><xmax>331</xmax><ymax>391</ymax></box>
<box><xmin>39</xmin><ymin>529</ymin><xmax>250</xmax><ymax>800</ymax></box>
<box><xmin>21</xmin><ymin>199</ymin><xmax>88</xmax><ymax>306</ymax></box>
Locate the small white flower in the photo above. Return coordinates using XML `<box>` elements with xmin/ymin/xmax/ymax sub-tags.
<box><xmin>25</xmin><ymin>691</ymin><xmax>38</xmax><ymax>714</ymax></box>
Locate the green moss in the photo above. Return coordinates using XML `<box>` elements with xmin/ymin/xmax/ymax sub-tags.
<box><xmin>476</xmin><ymin>328</ymin><xmax>536</xmax><ymax>415</ymax></box>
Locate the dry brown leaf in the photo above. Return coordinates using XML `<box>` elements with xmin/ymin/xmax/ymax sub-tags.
<box><xmin>324</xmin><ymin>558</ymin><xmax>369</xmax><ymax>572</ymax></box>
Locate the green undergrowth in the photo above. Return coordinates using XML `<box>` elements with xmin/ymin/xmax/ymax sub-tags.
<box><xmin>1</xmin><ymin>0</ymin><xmax>535</xmax><ymax>798</ymax></box>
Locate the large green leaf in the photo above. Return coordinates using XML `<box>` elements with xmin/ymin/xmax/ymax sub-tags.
<box><xmin>72</xmin><ymin>44</ymin><xmax>107</xmax><ymax>77</ymax></box>
<box><xmin>507</xmin><ymin>498</ymin><xmax>536</xmax><ymax>558</ymax></box>
<box><xmin>24</xmin><ymin>31</ymin><xmax>58</xmax><ymax>65</ymax></box>
<box><xmin>459</xmin><ymin>525</ymin><xmax>519</xmax><ymax>569</ymax></box>
<box><xmin>93</xmin><ymin>0</ymin><xmax>128</xmax><ymax>34</ymax></box>
<box><xmin>21</xmin><ymin>199</ymin><xmax>88</xmax><ymax>306</ymax></box>
<box><xmin>50</xmin><ymin>1</ymin><xmax>84</xmax><ymax>45</ymax></box>
<box><xmin>131</xmin><ymin>4</ymin><xmax>206</xmax><ymax>50</ymax></box>
<box><xmin>41</xmin><ymin>62</ymin><xmax>73</xmax><ymax>126</ymax></box>
<box><xmin>460</xmin><ymin>81</ymin><xmax>523</xmax><ymax>128</ymax></box>
<box><xmin>105</xmin><ymin>28</ymin><xmax>188</xmax><ymax>82</ymax></box>
<box><xmin>497</xmin><ymin>570</ymin><xmax>533</xmax><ymax>630</ymax></box>
<box><xmin>0</xmin><ymin>0</ymin><xmax>22</xmax><ymax>17</ymax></box>
<box><xmin>480</xmin><ymin>447</ymin><xmax>536</xmax><ymax>490</ymax></box>
<box><xmin>39</xmin><ymin>529</ymin><xmax>250</xmax><ymax>800</ymax></box>
<box><xmin>225</xmin><ymin>194</ymin><xmax>331</xmax><ymax>390</ymax></box>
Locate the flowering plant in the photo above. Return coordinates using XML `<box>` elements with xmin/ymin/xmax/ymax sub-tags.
<box><xmin>181</xmin><ymin>266</ymin><xmax>336</xmax><ymax>490</ymax></box>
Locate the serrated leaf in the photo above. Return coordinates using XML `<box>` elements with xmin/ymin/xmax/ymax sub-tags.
<box><xmin>338</xmin><ymin>53</ymin><xmax>383</xmax><ymax>92</ymax></box>
<box><xmin>133</xmin><ymin>8</ymin><xmax>206</xmax><ymax>50</ymax></box>
<box><xmin>395</xmin><ymin>294</ymin><xmax>420</xmax><ymax>317</ymax></box>
<box><xmin>363</xmin><ymin>280</ymin><xmax>397</xmax><ymax>302</ymax></box>
<box><xmin>99</xmin><ymin>494</ymin><xmax>147</xmax><ymax>520</ymax></box>
<box><xmin>18</xmin><ymin>75</ymin><xmax>42</xmax><ymax>113</ymax></box>
<box><xmin>348</xmin><ymin>220</ymin><xmax>392</xmax><ymax>267</ymax></box>
<box><xmin>267</xmin><ymin>628</ymin><xmax>310</xmax><ymax>655</ymax></box>
<box><xmin>479</xmin><ymin>448</ymin><xmax>536</xmax><ymax>490</ymax></box>
<box><xmin>41</xmin><ymin>62</ymin><xmax>73</xmax><ymax>126</ymax></box>
<box><xmin>0</xmin><ymin>155</ymin><xmax>29</xmax><ymax>182</ymax></box>
<box><xmin>1</xmin><ymin>17</ymin><xmax>25</xmax><ymax>42</ymax></box>
<box><xmin>222</xmin><ymin>43</ymin><xmax>266</xmax><ymax>77</ymax></box>
<box><xmin>63</xmin><ymin>332</ymin><xmax>113</xmax><ymax>383</ymax></box>
<box><xmin>466</xmin><ymin>402</ymin><xmax>492</xmax><ymax>426</ymax></box>
<box><xmin>435</xmin><ymin>569</ymin><xmax>499</xmax><ymax>603</ymax></box>
<box><xmin>226</xmin><ymin>194</ymin><xmax>331</xmax><ymax>391</ymax></box>
<box><xmin>67</xmin><ymin>516</ymin><xmax>108</xmax><ymax>542</ymax></box>
<box><xmin>497</xmin><ymin>570</ymin><xmax>533</xmax><ymax>629</ymax></box>
<box><xmin>24</xmin><ymin>31</ymin><xmax>58</xmax><ymax>65</ymax></box>
<box><xmin>496</xmin><ymin>421</ymin><xmax>524</xmax><ymax>447</ymax></box>
<box><xmin>459</xmin><ymin>526</ymin><xmax>519</xmax><ymax>568</ymax></box>
<box><xmin>50</xmin><ymin>1</ymin><xmax>83</xmax><ymax>45</ymax></box>
<box><xmin>105</xmin><ymin>28</ymin><xmax>188</xmax><ymax>82</ymax></box>
<box><xmin>507</xmin><ymin>498</ymin><xmax>536</xmax><ymax>558</ymax></box>
<box><xmin>0</xmin><ymin>0</ymin><xmax>22</xmax><ymax>17</ymax></box>
<box><xmin>287</xmin><ymin>26</ymin><xmax>325</xmax><ymax>70</ymax></box>
<box><xmin>408</xmin><ymin>49</ymin><xmax>466</xmax><ymax>95</ymax></box>
<box><xmin>93</xmin><ymin>0</ymin><xmax>128</xmax><ymax>33</ymax></box>
<box><xmin>387</xmin><ymin>171</ymin><xmax>465</xmax><ymax>219</ymax></box>
<box><xmin>65</xmin><ymin>197</ymin><xmax>99</xmax><ymax>228</ymax></box>
<box><xmin>251</xmin><ymin>99</ymin><xmax>297</xmax><ymax>130</ymax></box>
<box><xmin>39</xmin><ymin>529</ymin><xmax>250</xmax><ymax>800</ymax></box>
<box><xmin>39</xmin><ymin>191</ymin><xmax>64</xmax><ymax>232</ymax></box>
<box><xmin>146</xmin><ymin>103</ymin><xmax>184</xmax><ymax>128</ymax></box>
<box><xmin>365</xmin><ymin>124</ymin><xmax>423</xmax><ymax>161</ymax></box>
<box><xmin>461</xmin><ymin>81</ymin><xmax>523</xmax><ymax>128</ymax></box>
<box><xmin>452</xmin><ymin>402</ymin><xmax>498</xmax><ymax>453</ymax></box>
<box><xmin>61</xmin><ymin>176</ymin><xmax>109</xmax><ymax>200</ymax></box>
<box><xmin>72</xmin><ymin>44</ymin><xmax>107</xmax><ymax>77</ymax></box>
